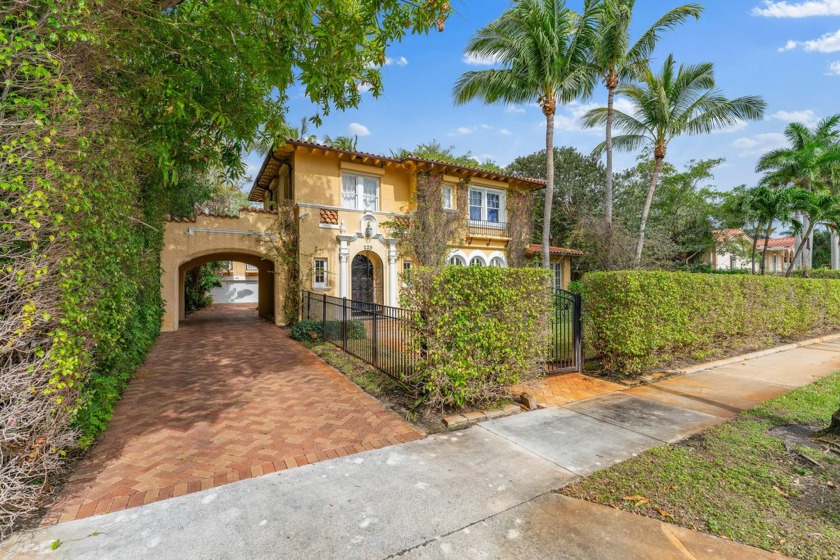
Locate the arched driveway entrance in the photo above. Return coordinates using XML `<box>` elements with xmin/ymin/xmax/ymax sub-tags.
<box><xmin>161</xmin><ymin>209</ymin><xmax>286</xmax><ymax>331</ymax></box>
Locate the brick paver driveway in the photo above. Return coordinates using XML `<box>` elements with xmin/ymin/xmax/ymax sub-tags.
<box><xmin>44</xmin><ymin>305</ymin><xmax>422</xmax><ymax>525</ymax></box>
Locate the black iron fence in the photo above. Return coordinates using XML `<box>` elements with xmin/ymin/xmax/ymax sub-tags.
<box><xmin>303</xmin><ymin>287</ymin><xmax>582</xmax><ymax>382</ymax></box>
<box><xmin>467</xmin><ymin>220</ymin><xmax>510</xmax><ymax>238</ymax></box>
<box><xmin>547</xmin><ymin>289</ymin><xmax>583</xmax><ymax>374</ymax></box>
<box><xmin>302</xmin><ymin>291</ymin><xmax>420</xmax><ymax>382</ymax></box>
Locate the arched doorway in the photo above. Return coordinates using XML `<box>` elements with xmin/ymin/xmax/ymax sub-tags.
<box><xmin>175</xmin><ymin>251</ymin><xmax>275</xmax><ymax>329</ymax></box>
<box><xmin>352</xmin><ymin>253</ymin><xmax>375</xmax><ymax>303</ymax></box>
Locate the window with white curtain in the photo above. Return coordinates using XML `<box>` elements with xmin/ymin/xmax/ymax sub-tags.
<box><xmin>442</xmin><ymin>185</ymin><xmax>454</xmax><ymax>210</ymax></box>
<box><xmin>341</xmin><ymin>173</ymin><xmax>380</xmax><ymax>211</ymax></box>
<box><xmin>468</xmin><ymin>186</ymin><xmax>505</xmax><ymax>223</ymax></box>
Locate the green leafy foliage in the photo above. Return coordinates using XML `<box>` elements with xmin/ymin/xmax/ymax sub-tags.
<box><xmin>582</xmin><ymin>271</ymin><xmax>840</xmax><ymax>374</ymax></box>
<box><xmin>290</xmin><ymin>319</ymin><xmax>366</xmax><ymax>342</ymax></box>
<box><xmin>810</xmin><ymin>268</ymin><xmax>840</xmax><ymax>280</ymax></box>
<box><xmin>402</xmin><ymin>266</ymin><xmax>552</xmax><ymax>409</ymax></box>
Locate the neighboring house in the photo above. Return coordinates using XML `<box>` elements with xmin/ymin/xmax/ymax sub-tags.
<box><xmin>708</xmin><ymin>229</ymin><xmax>752</xmax><ymax>270</ymax></box>
<box><xmin>758</xmin><ymin>236</ymin><xmax>795</xmax><ymax>274</ymax></box>
<box><xmin>210</xmin><ymin>261</ymin><xmax>259</xmax><ymax>304</ymax></box>
<box><xmin>249</xmin><ymin>139</ymin><xmax>579</xmax><ymax>307</ymax></box>
<box><xmin>708</xmin><ymin>228</ymin><xmax>795</xmax><ymax>273</ymax></box>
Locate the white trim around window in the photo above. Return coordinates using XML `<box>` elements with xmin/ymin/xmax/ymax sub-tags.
<box><xmin>341</xmin><ymin>172</ymin><xmax>380</xmax><ymax>212</ymax></box>
<box><xmin>442</xmin><ymin>185</ymin><xmax>454</xmax><ymax>210</ymax></box>
<box><xmin>313</xmin><ymin>258</ymin><xmax>328</xmax><ymax>289</ymax></box>
<box><xmin>468</xmin><ymin>186</ymin><xmax>506</xmax><ymax>224</ymax></box>
<box><xmin>448</xmin><ymin>254</ymin><xmax>466</xmax><ymax>266</ymax></box>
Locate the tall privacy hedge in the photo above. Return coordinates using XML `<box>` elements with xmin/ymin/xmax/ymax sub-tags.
<box><xmin>582</xmin><ymin>271</ymin><xmax>840</xmax><ymax>375</ymax></box>
<box><xmin>402</xmin><ymin>266</ymin><xmax>552</xmax><ymax>409</ymax></box>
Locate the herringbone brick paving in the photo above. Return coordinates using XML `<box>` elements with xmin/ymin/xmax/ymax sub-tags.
<box><xmin>43</xmin><ymin>305</ymin><xmax>422</xmax><ymax>525</ymax></box>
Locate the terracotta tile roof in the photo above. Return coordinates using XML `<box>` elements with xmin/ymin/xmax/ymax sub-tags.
<box><xmin>758</xmin><ymin>236</ymin><xmax>795</xmax><ymax>249</ymax></box>
<box><xmin>712</xmin><ymin>228</ymin><xmax>747</xmax><ymax>242</ymax></box>
<box><xmin>164</xmin><ymin>207</ymin><xmax>274</xmax><ymax>222</ymax></box>
<box><xmin>250</xmin><ymin>138</ymin><xmax>546</xmax><ymax>201</ymax></box>
<box><xmin>319</xmin><ymin>208</ymin><xmax>339</xmax><ymax>225</ymax></box>
<box><xmin>525</xmin><ymin>244</ymin><xmax>584</xmax><ymax>257</ymax></box>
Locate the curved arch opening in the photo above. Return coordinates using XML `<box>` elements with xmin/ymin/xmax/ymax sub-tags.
<box><xmin>176</xmin><ymin>251</ymin><xmax>275</xmax><ymax>328</ymax></box>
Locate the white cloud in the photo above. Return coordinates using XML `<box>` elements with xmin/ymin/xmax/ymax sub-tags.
<box><xmin>356</xmin><ymin>82</ymin><xmax>372</xmax><ymax>93</ymax></box>
<box><xmin>710</xmin><ymin>120</ymin><xmax>749</xmax><ymax>135</ymax></box>
<box><xmin>779</xmin><ymin>28</ymin><xmax>840</xmax><ymax>52</ymax></box>
<box><xmin>450</xmin><ymin>126</ymin><xmax>476</xmax><ymax>136</ymax></box>
<box><xmin>347</xmin><ymin>123</ymin><xmax>371</xmax><ymax>137</ymax></box>
<box><xmin>733</xmin><ymin>132</ymin><xmax>787</xmax><ymax>156</ymax></box>
<box><xmin>384</xmin><ymin>56</ymin><xmax>408</xmax><ymax>66</ymax></box>
<box><xmin>499</xmin><ymin>128</ymin><xmax>512</xmax><ymax>136</ymax></box>
<box><xmin>753</xmin><ymin>0</ymin><xmax>840</xmax><ymax>17</ymax></box>
<box><xmin>463</xmin><ymin>52</ymin><xmax>502</xmax><ymax>66</ymax></box>
<box><xmin>771</xmin><ymin>109</ymin><xmax>819</xmax><ymax>125</ymax></box>
<box><xmin>612</xmin><ymin>97</ymin><xmax>636</xmax><ymax>115</ymax></box>
<box><xmin>829</xmin><ymin>60</ymin><xmax>840</xmax><ymax>74</ymax></box>
<box><xmin>505</xmin><ymin>104</ymin><xmax>526</xmax><ymax>114</ymax></box>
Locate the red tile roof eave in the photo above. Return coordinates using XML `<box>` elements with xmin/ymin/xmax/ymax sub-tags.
<box><xmin>525</xmin><ymin>244</ymin><xmax>584</xmax><ymax>257</ymax></box>
<box><xmin>164</xmin><ymin>207</ymin><xmax>274</xmax><ymax>223</ymax></box>
<box><xmin>248</xmin><ymin>139</ymin><xmax>546</xmax><ymax>200</ymax></box>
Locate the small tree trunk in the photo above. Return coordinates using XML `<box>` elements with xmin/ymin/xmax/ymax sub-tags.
<box><xmin>787</xmin><ymin>223</ymin><xmax>815</xmax><ymax>277</ymax></box>
<box><xmin>635</xmin><ymin>154</ymin><xmax>664</xmax><ymax>267</ymax></box>
<box><xmin>816</xmin><ymin>407</ymin><xmax>840</xmax><ymax>437</ymax></box>
<box><xmin>751</xmin><ymin>223</ymin><xmax>761</xmax><ymax>275</ymax></box>
<box><xmin>605</xmin><ymin>81</ymin><xmax>616</xmax><ymax>226</ymax></box>
<box><xmin>761</xmin><ymin>222</ymin><xmax>773</xmax><ymax>275</ymax></box>
<box><xmin>542</xmin><ymin>108</ymin><xmax>555</xmax><ymax>270</ymax></box>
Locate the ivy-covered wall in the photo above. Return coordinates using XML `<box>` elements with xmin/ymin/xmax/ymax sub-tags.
<box><xmin>582</xmin><ymin>271</ymin><xmax>840</xmax><ymax>375</ymax></box>
<box><xmin>402</xmin><ymin>266</ymin><xmax>552</xmax><ymax>409</ymax></box>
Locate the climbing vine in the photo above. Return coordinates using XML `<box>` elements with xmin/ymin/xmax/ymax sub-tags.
<box><xmin>392</xmin><ymin>172</ymin><xmax>468</xmax><ymax>267</ymax></box>
<box><xmin>506</xmin><ymin>189</ymin><xmax>535</xmax><ymax>267</ymax></box>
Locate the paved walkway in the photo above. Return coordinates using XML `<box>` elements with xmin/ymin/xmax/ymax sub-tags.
<box><xmin>9</xmin><ymin>337</ymin><xmax>839</xmax><ymax>558</ymax></box>
<box><xmin>41</xmin><ymin>305</ymin><xmax>421</xmax><ymax>525</ymax></box>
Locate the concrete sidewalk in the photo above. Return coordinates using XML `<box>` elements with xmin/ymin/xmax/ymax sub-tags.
<box><xmin>7</xmin><ymin>339</ymin><xmax>838</xmax><ymax>559</ymax></box>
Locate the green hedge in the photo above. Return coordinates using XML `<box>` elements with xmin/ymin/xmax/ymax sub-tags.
<box><xmin>809</xmin><ymin>268</ymin><xmax>840</xmax><ymax>280</ymax></box>
<box><xmin>582</xmin><ymin>271</ymin><xmax>840</xmax><ymax>375</ymax></box>
<box><xmin>290</xmin><ymin>319</ymin><xmax>366</xmax><ymax>342</ymax></box>
<box><xmin>402</xmin><ymin>266</ymin><xmax>552</xmax><ymax>409</ymax></box>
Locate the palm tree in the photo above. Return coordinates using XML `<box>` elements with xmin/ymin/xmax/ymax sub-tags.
<box><xmin>756</xmin><ymin>116</ymin><xmax>840</xmax><ymax>271</ymax></box>
<box><xmin>591</xmin><ymin>0</ymin><xmax>702</xmax><ymax>226</ymax></box>
<box><xmin>583</xmin><ymin>54</ymin><xmax>766</xmax><ymax>266</ymax></box>
<box><xmin>785</xmin><ymin>189</ymin><xmax>840</xmax><ymax>276</ymax></box>
<box><xmin>453</xmin><ymin>0</ymin><xmax>600</xmax><ymax>268</ymax></box>
<box><xmin>323</xmin><ymin>135</ymin><xmax>359</xmax><ymax>151</ymax></box>
<box><xmin>747</xmin><ymin>186</ymin><xmax>794</xmax><ymax>275</ymax></box>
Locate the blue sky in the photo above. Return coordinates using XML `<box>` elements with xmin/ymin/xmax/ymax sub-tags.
<box><xmin>242</xmin><ymin>0</ymin><xmax>840</xmax><ymax>193</ymax></box>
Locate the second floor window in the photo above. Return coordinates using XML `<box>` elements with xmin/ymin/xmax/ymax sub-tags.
<box><xmin>313</xmin><ymin>258</ymin><xmax>328</xmax><ymax>289</ymax></box>
<box><xmin>468</xmin><ymin>187</ymin><xmax>504</xmax><ymax>223</ymax></box>
<box><xmin>442</xmin><ymin>186</ymin><xmax>454</xmax><ymax>210</ymax></box>
<box><xmin>342</xmin><ymin>173</ymin><xmax>379</xmax><ymax>211</ymax></box>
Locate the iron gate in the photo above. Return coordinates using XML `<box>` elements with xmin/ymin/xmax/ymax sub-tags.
<box><xmin>547</xmin><ymin>289</ymin><xmax>582</xmax><ymax>373</ymax></box>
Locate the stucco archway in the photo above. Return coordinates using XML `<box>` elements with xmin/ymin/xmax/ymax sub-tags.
<box><xmin>161</xmin><ymin>210</ymin><xmax>286</xmax><ymax>332</ymax></box>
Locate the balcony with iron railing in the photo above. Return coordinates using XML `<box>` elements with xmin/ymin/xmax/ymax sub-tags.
<box><xmin>467</xmin><ymin>219</ymin><xmax>510</xmax><ymax>238</ymax></box>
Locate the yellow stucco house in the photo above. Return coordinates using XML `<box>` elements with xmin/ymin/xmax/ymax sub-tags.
<box><xmin>250</xmin><ymin>139</ymin><xmax>577</xmax><ymax>306</ymax></box>
<box><xmin>160</xmin><ymin>139</ymin><xmax>580</xmax><ymax>331</ymax></box>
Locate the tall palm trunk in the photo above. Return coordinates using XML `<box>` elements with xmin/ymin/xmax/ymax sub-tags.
<box><xmin>542</xmin><ymin>101</ymin><xmax>555</xmax><ymax>270</ymax></box>
<box><xmin>604</xmin><ymin>75</ymin><xmax>617</xmax><ymax>225</ymax></box>
<box><xmin>787</xmin><ymin>222</ymin><xmax>816</xmax><ymax>277</ymax></box>
<box><xmin>750</xmin><ymin>223</ymin><xmax>761</xmax><ymax>275</ymax></box>
<box><xmin>760</xmin><ymin>223</ymin><xmax>773</xmax><ymax>275</ymax></box>
<box><xmin>635</xmin><ymin>153</ymin><xmax>664</xmax><ymax>267</ymax></box>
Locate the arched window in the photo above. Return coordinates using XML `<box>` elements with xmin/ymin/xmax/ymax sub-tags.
<box><xmin>448</xmin><ymin>255</ymin><xmax>466</xmax><ymax>266</ymax></box>
<box><xmin>470</xmin><ymin>256</ymin><xmax>485</xmax><ymax>267</ymax></box>
<box><xmin>490</xmin><ymin>256</ymin><xmax>505</xmax><ymax>268</ymax></box>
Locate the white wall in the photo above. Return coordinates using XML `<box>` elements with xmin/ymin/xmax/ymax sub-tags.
<box><xmin>714</xmin><ymin>250</ymin><xmax>750</xmax><ymax>271</ymax></box>
<box><xmin>210</xmin><ymin>279</ymin><xmax>259</xmax><ymax>304</ymax></box>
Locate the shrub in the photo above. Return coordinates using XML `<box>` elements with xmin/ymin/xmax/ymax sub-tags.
<box><xmin>809</xmin><ymin>268</ymin><xmax>840</xmax><ymax>280</ymax></box>
<box><xmin>290</xmin><ymin>320</ymin><xmax>322</xmax><ymax>342</ymax></box>
<box><xmin>402</xmin><ymin>266</ymin><xmax>552</xmax><ymax>409</ymax></box>
<box><xmin>582</xmin><ymin>271</ymin><xmax>840</xmax><ymax>375</ymax></box>
<box><xmin>290</xmin><ymin>319</ymin><xmax>366</xmax><ymax>342</ymax></box>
